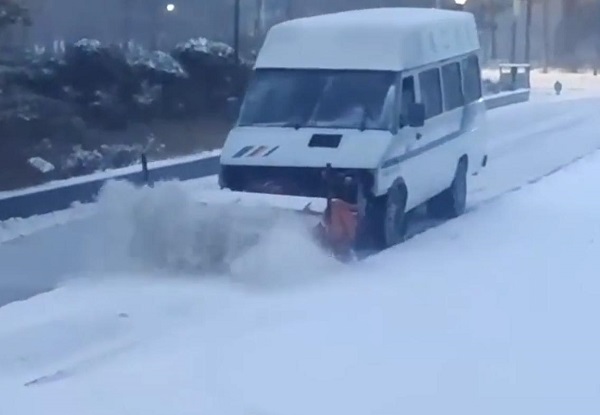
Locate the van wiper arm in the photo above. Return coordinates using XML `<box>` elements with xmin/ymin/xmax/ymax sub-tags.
<box><xmin>283</xmin><ymin>118</ymin><xmax>303</xmax><ymax>130</ymax></box>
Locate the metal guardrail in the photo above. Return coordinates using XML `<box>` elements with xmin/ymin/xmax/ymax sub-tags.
<box><xmin>0</xmin><ymin>90</ymin><xmax>530</xmax><ymax>222</ymax></box>
<box><xmin>0</xmin><ymin>156</ymin><xmax>220</xmax><ymax>221</ymax></box>
<box><xmin>484</xmin><ymin>89</ymin><xmax>530</xmax><ymax>110</ymax></box>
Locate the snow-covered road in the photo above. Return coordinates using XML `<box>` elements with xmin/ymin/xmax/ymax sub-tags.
<box><xmin>2</xmin><ymin>92</ymin><xmax>598</xmax><ymax>307</ymax></box>
<box><xmin>1</xmin><ymin>89</ymin><xmax>600</xmax><ymax>413</ymax></box>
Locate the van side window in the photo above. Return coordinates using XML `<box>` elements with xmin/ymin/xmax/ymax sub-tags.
<box><xmin>441</xmin><ymin>62</ymin><xmax>464</xmax><ymax>111</ymax></box>
<box><xmin>462</xmin><ymin>54</ymin><xmax>482</xmax><ymax>103</ymax></box>
<box><xmin>418</xmin><ymin>68</ymin><xmax>443</xmax><ymax>119</ymax></box>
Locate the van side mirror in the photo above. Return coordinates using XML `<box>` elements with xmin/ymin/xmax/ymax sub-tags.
<box><xmin>226</xmin><ymin>96</ymin><xmax>241</xmax><ymax>122</ymax></box>
<box><xmin>406</xmin><ymin>102</ymin><xmax>425</xmax><ymax>128</ymax></box>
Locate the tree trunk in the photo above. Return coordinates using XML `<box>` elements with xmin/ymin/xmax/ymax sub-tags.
<box><xmin>510</xmin><ymin>0</ymin><xmax>520</xmax><ymax>63</ymax></box>
<box><xmin>542</xmin><ymin>0</ymin><xmax>550</xmax><ymax>72</ymax></box>
<box><xmin>253</xmin><ymin>0</ymin><xmax>262</xmax><ymax>36</ymax></box>
<box><xmin>490</xmin><ymin>0</ymin><xmax>497</xmax><ymax>60</ymax></box>
<box><xmin>233</xmin><ymin>0</ymin><xmax>240</xmax><ymax>64</ymax></box>
<box><xmin>149</xmin><ymin>0</ymin><xmax>159</xmax><ymax>50</ymax></box>
<box><xmin>562</xmin><ymin>0</ymin><xmax>578</xmax><ymax>70</ymax></box>
<box><xmin>510</xmin><ymin>17</ymin><xmax>518</xmax><ymax>63</ymax></box>
<box><xmin>122</xmin><ymin>0</ymin><xmax>133</xmax><ymax>44</ymax></box>
<box><xmin>524</xmin><ymin>0</ymin><xmax>532</xmax><ymax>63</ymax></box>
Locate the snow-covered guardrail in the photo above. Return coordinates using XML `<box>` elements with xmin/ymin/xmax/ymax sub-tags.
<box><xmin>0</xmin><ymin>89</ymin><xmax>529</xmax><ymax>222</ymax></box>
<box><xmin>484</xmin><ymin>88</ymin><xmax>530</xmax><ymax>110</ymax></box>
<box><xmin>0</xmin><ymin>155</ymin><xmax>220</xmax><ymax>221</ymax></box>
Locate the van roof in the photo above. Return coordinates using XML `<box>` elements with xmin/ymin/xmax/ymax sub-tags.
<box><xmin>254</xmin><ymin>8</ymin><xmax>480</xmax><ymax>71</ymax></box>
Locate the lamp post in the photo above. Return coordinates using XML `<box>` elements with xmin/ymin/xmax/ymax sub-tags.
<box><xmin>151</xmin><ymin>2</ymin><xmax>176</xmax><ymax>50</ymax></box>
<box><xmin>542</xmin><ymin>0</ymin><xmax>549</xmax><ymax>72</ymax></box>
<box><xmin>524</xmin><ymin>0</ymin><xmax>532</xmax><ymax>63</ymax></box>
<box><xmin>454</xmin><ymin>0</ymin><xmax>468</xmax><ymax>10</ymax></box>
<box><xmin>436</xmin><ymin>0</ymin><xmax>468</xmax><ymax>11</ymax></box>
<box><xmin>233</xmin><ymin>0</ymin><xmax>241</xmax><ymax>64</ymax></box>
<box><xmin>511</xmin><ymin>0</ymin><xmax>521</xmax><ymax>63</ymax></box>
<box><xmin>150</xmin><ymin>0</ymin><xmax>159</xmax><ymax>50</ymax></box>
<box><xmin>122</xmin><ymin>0</ymin><xmax>133</xmax><ymax>44</ymax></box>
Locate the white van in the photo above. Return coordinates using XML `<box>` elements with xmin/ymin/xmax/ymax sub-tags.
<box><xmin>219</xmin><ymin>7</ymin><xmax>487</xmax><ymax>249</ymax></box>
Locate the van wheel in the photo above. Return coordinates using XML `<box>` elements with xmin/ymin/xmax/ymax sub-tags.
<box><xmin>427</xmin><ymin>158</ymin><xmax>468</xmax><ymax>219</ymax></box>
<box><xmin>362</xmin><ymin>181</ymin><xmax>408</xmax><ymax>250</ymax></box>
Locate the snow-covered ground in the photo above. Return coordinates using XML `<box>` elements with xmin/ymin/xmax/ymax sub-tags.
<box><xmin>2</xmin><ymin>97</ymin><xmax>600</xmax><ymax>413</ymax></box>
<box><xmin>1</xmin><ymin>75</ymin><xmax>600</xmax><ymax>412</ymax></box>
<box><xmin>483</xmin><ymin>67</ymin><xmax>600</xmax><ymax>96</ymax></box>
<box><xmin>2</xmin><ymin>91</ymin><xmax>600</xmax><ymax>306</ymax></box>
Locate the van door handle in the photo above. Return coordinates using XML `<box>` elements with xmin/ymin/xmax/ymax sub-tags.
<box><xmin>416</xmin><ymin>133</ymin><xmax>422</xmax><ymax>140</ymax></box>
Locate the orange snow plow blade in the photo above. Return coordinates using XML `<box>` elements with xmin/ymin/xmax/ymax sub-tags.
<box><xmin>305</xmin><ymin>198</ymin><xmax>359</xmax><ymax>261</ymax></box>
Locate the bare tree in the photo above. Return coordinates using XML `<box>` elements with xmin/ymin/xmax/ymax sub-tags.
<box><xmin>489</xmin><ymin>0</ymin><xmax>498</xmax><ymax>60</ymax></box>
<box><xmin>524</xmin><ymin>0</ymin><xmax>532</xmax><ymax>63</ymax></box>
<box><xmin>542</xmin><ymin>0</ymin><xmax>549</xmax><ymax>72</ymax></box>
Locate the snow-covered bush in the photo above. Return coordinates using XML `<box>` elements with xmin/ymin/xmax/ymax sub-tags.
<box><xmin>0</xmin><ymin>35</ymin><xmax>250</xmax><ymax>189</ymax></box>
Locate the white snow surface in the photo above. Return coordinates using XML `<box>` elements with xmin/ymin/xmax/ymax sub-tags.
<box><xmin>0</xmin><ymin>202</ymin><xmax>95</xmax><ymax>244</ymax></box>
<box><xmin>73</xmin><ymin>38</ymin><xmax>101</xmax><ymax>52</ymax></box>
<box><xmin>483</xmin><ymin>67</ymin><xmax>600</xmax><ymax>97</ymax></box>
<box><xmin>2</xmin><ymin>82</ymin><xmax>600</xmax><ymax>413</ymax></box>
<box><xmin>2</xmin><ymin>91</ymin><xmax>600</xmax><ymax>293</ymax></box>
<box><xmin>127</xmin><ymin>48</ymin><xmax>186</xmax><ymax>76</ymax></box>
<box><xmin>174</xmin><ymin>37</ymin><xmax>235</xmax><ymax>58</ymax></box>
<box><xmin>27</xmin><ymin>157</ymin><xmax>55</xmax><ymax>174</ymax></box>
<box><xmin>256</xmin><ymin>8</ymin><xmax>478</xmax><ymax>70</ymax></box>
<box><xmin>3</xmin><ymin>115</ymin><xmax>600</xmax><ymax>413</ymax></box>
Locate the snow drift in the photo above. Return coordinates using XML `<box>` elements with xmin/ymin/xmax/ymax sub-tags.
<box><xmin>88</xmin><ymin>180</ymin><xmax>340</xmax><ymax>286</ymax></box>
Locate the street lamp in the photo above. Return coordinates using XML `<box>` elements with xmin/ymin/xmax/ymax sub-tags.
<box><xmin>453</xmin><ymin>0</ymin><xmax>468</xmax><ymax>10</ymax></box>
<box><xmin>166</xmin><ymin>3</ymin><xmax>175</xmax><ymax>12</ymax></box>
<box><xmin>233</xmin><ymin>0</ymin><xmax>240</xmax><ymax>64</ymax></box>
<box><xmin>511</xmin><ymin>0</ymin><xmax>521</xmax><ymax>62</ymax></box>
<box><xmin>436</xmin><ymin>0</ymin><xmax>468</xmax><ymax>10</ymax></box>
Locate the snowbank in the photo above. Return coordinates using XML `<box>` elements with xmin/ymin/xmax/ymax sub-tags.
<box><xmin>2</xmin><ymin>114</ymin><xmax>600</xmax><ymax>414</ymax></box>
<box><xmin>3</xmin><ymin>93</ymin><xmax>600</xmax><ymax>312</ymax></box>
<box><xmin>87</xmin><ymin>179</ymin><xmax>338</xmax><ymax>282</ymax></box>
<box><xmin>0</xmin><ymin>202</ymin><xmax>95</xmax><ymax>244</ymax></box>
<box><xmin>482</xmin><ymin>67</ymin><xmax>600</xmax><ymax>95</ymax></box>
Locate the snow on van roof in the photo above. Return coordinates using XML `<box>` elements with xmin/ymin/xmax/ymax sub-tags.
<box><xmin>255</xmin><ymin>8</ymin><xmax>480</xmax><ymax>71</ymax></box>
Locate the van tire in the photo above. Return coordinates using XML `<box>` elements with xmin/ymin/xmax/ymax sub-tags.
<box><xmin>365</xmin><ymin>180</ymin><xmax>408</xmax><ymax>250</ymax></box>
<box><xmin>427</xmin><ymin>158</ymin><xmax>468</xmax><ymax>219</ymax></box>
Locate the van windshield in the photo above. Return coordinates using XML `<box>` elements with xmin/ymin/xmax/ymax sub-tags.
<box><xmin>238</xmin><ymin>69</ymin><xmax>396</xmax><ymax>130</ymax></box>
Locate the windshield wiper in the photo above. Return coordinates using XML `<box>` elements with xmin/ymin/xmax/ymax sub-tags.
<box><xmin>283</xmin><ymin>118</ymin><xmax>303</xmax><ymax>130</ymax></box>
